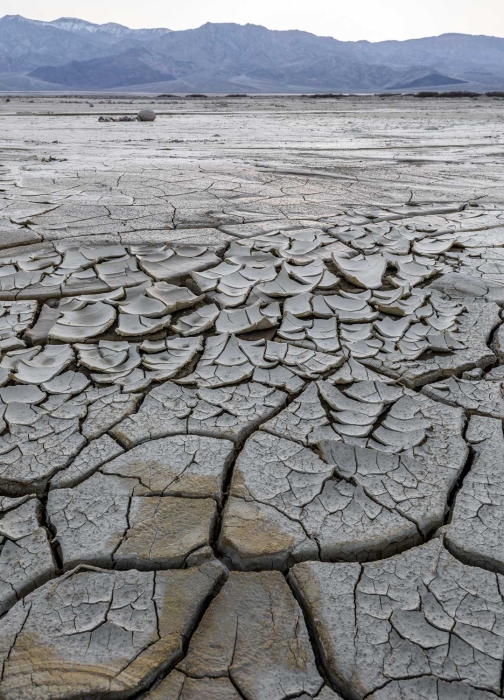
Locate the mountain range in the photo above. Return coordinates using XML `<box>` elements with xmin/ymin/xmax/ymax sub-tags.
<box><xmin>1</xmin><ymin>14</ymin><xmax>504</xmax><ymax>93</ymax></box>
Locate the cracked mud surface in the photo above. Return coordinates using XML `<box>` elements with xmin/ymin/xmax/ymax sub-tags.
<box><xmin>1</xmin><ymin>94</ymin><xmax>504</xmax><ymax>698</ymax></box>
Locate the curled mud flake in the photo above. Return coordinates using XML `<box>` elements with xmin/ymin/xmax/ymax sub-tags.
<box><xmin>172</xmin><ymin>304</ymin><xmax>219</xmax><ymax>336</ymax></box>
<box><xmin>333</xmin><ymin>253</ymin><xmax>386</xmax><ymax>290</ymax></box>
<box><xmin>48</xmin><ymin>300</ymin><xmax>116</xmax><ymax>342</ymax></box>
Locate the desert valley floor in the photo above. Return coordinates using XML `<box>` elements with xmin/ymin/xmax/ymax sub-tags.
<box><xmin>0</xmin><ymin>94</ymin><xmax>504</xmax><ymax>699</ymax></box>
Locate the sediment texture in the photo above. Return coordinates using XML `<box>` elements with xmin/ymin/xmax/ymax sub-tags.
<box><xmin>0</xmin><ymin>94</ymin><xmax>503</xmax><ymax>699</ymax></box>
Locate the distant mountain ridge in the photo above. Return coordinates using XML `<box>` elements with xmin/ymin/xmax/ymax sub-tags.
<box><xmin>1</xmin><ymin>14</ymin><xmax>504</xmax><ymax>92</ymax></box>
<box><xmin>48</xmin><ymin>17</ymin><xmax>172</xmax><ymax>42</ymax></box>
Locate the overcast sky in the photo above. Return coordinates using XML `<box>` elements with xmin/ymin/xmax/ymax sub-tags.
<box><xmin>4</xmin><ymin>0</ymin><xmax>504</xmax><ymax>42</ymax></box>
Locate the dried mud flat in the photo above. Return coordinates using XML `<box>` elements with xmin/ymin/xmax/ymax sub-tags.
<box><xmin>0</xmin><ymin>94</ymin><xmax>503</xmax><ymax>699</ymax></box>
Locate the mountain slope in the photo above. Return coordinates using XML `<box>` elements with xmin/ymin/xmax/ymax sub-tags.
<box><xmin>0</xmin><ymin>15</ymin><xmax>114</xmax><ymax>72</ymax></box>
<box><xmin>29</xmin><ymin>47</ymin><xmax>176</xmax><ymax>89</ymax></box>
<box><xmin>2</xmin><ymin>15</ymin><xmax>504</xmax><ymax>92</ymax></box>
<box><xmin>350</xmin><ymin>33</ymin><xmax>504</xmax><ymax>76</ymax></box>
<box><xmin>390</xmin><ymin>73</ymin><xmax>468</xmax><ymax>90</ymax></box>
<box><xmin>25</xmin><ymin>22</ymin><xmax>438</xmax><ymax>92</ymax></box>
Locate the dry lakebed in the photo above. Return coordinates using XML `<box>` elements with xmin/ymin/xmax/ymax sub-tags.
<box><xmin>0</xmin><ymin>93</ymin><xmax>502</xmax><ymax>698</ymax></box>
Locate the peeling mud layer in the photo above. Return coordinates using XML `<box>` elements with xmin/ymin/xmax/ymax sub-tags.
<box><xmin>0</xmin><ymin>94</ymin><xmax>504</xmax><ymax>698</ymax></box>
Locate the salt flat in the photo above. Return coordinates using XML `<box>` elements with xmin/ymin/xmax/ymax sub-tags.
<box><xmin>0</xmin><ymin>95</ymin><xmax>503</xmax><ymax>699</ymax></box>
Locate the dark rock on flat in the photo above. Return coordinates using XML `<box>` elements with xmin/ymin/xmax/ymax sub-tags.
<box><xmin>138</xmin><ymin>109</ymin><xmax>156</xmax><ymax>122</ymax></box>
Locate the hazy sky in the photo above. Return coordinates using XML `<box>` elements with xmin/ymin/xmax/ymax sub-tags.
<box><xmin>4</xmin><ymin>0</ymin><xmax>504</xmax><ymax>42</ymax></box>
